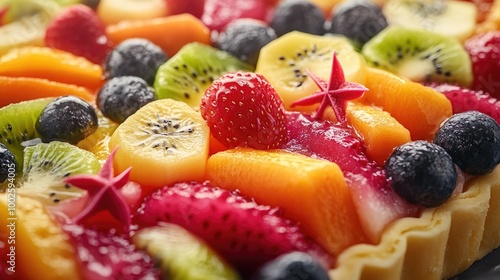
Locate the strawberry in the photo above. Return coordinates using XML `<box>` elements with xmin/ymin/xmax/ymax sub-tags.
<box><xmin>464</xmin><ymin>31</ymin><xmax>500</xmax><ymax>99</ymax></box>
<box><xmin>165</xmin><ymin>0</ymin><xmax>206</xmax><ymax>18</ymax></box>
<box><xmin>133</xmin><ymin>181</ymin><xmax>331</xmax><ymax>275</ymax></box>
<box><xmin>202</xmin><ymin>0</ymin><xmax>268</xmax><ymax>31</ymax></box>
<box><xmin>44</xmin><ymin>4</ymin><xmax>112</xmax><ymax>65</ymax></box>
<box><xmin>200</xmin><ymin>71</ymin><xmax>288</xmax><ymax>149</ymax></box>
<box><xmin>425</xmin><ymin>82</ymin><xmax>500</xmax><ymax>124</ymax></box>
<box><xmin>63</xmin><ymin>224</ymin><xmax>160</xmax><ymax>280</ymax></box>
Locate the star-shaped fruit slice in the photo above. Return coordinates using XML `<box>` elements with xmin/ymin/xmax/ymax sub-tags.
<box><xmin>291</xmin><ymin>53</ymin><xmax>368</xmax><ymax>124</ymax></box>
<box><xmin>64</xmin><ymin>148</ymin><xmax>132</xmax><ymax>232</ymax></box>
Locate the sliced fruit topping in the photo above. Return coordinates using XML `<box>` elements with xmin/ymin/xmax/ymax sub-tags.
<box><xmin>134</xmin><ymin>181</ymin><xmax>331</xmax><ymax>274</ymax></box>
<box><xmin>251</xmin><ymin>251</ymin><xmax>330</xmax><ymax>280</ymax></box>
<box><xmin>207</xmin><ymin>148</ymin><xmax>369</xmax><ymax>256</ymax></box>
<box><xmin>45</xmin><ymin>4</ymin><xmax>112</xmax><ymax>65</ymax></box>
<box><xmin>291</xmin><ymin>53</ymin><xmax>367</xmax><ymax>124</ymax></box>
<box><xmin>154</xmin><ymin>42</ymin><xmax>252</xmax><ymax>109</ymax></box>
<box><xmin>385</xmin><ymin>140</ymin><xmax>457</xmax><ymax>207</ymax></box>
<box><xmin>201</xmin><ymin>0</ymin><xmax>267</xmax><ymax>32</ymax></box>
<box><xmin>63</xmin><ymin>223</ymin><xmax>160</xmax><ymax>279</ymax></box>
<box><xmin>464</xmin><ymin>31</ymin><xmax>500</xmax><ymax>99</ymax></box>
<box><xmin>201</xmin><ymin>72</ymin><xmax>288</xmax><ymax>149</ymax></box>
<box><xmin>269</xmin><ymin>0</ymin><xmax>326</xmax><ymax>37</ymax></box>
<box><xmin>165</xmin><ymin>0</ymin><xmax>205</xmax><ymax>18</ymax></box>
<box><xmin>97</xmin><ymin>76</ymin><xmax>157</xmax><ymax>123</ymax></box>
<box><xmin>0</xmin><ymin>98</ymin><xmax>52</xmax><ymax>172</ymax></box>
<box><xmin>106</xmin><ymin>13</ymin><xmax>211</xmax><ymax>57</ymax></box>
<box><xmin>256</xmin><ymin>31</ymin><xmax>367</xmax><ymax>111</ymax></box>
<box><xmin>103</xmin><ymin>38</ymin><xmax>168</xmax><ymax>86</ymax></box>
<box><xmin>214</xmin><ymin>18</ymin><xmax>277</xmax><ymax>67</ymax></box>
<box><xmin>0</xmin><ymin>195</ymin><xmax>81</xmax><ymax>280</ymax></box>
<box><xmin>326</xmin><ymin>0</ymin><xmax>388</xmax><ymax>48</ymax></box>
<box><xmin>0</xmin><ymin>47</ymin><xmax>104</xmax><ymax>92</ymax></box>
<box><xmin>359</xmin><ymin>67</ymin><xmax>452</xmax><ymax>141</ymax></box>
<box><xmin>36</xmin><ymin>96</ymin><xmax>98</xmax><ymax>144</ymax></box>
<box><xmin>96</xmin><ymin>0</ymin><xmax>168</xmax><ymax>26</ymax></box>
<box><xmin>434</xmin><ymin>111</ymin><xmax>500</xmax><ymax>175</ymax></box>
<box><xmin>361</xmin><ymin>26</ymin><xmax>473</xmax><ymax>87</ymax></box>
<box><xmin>133</xmin><ymin>223</ymin><xmax>241</xmax><ymax>280</ymax></box>
<box><xmin>109</xmin><ymin>98</ymin><xmax>210</xmax><ymax>189</ymax></box>
<box><xmin>16</xmin><ymin>141</ymin><xmax>101</xmax><ymax>205</ymax></box>
<box><xmin>0</xmin><ymin>143</ymin><xmax>15</xmax><ymax>183</ymax></box>
<box><xmin>0</xmin><ymin>76</ymin><xmax>95</xmax><ymax>108</ymax></box>
<box><xmin>382</xmin><ymin>0</ymin><xmax>478</xmax><ymax>42</ymax></box>
<box><xmin>283</xmin><ymin>112</ymin><xmax>420</xmax><ymax>242</ymax></box>
<box><xmin>63</xmin><ymin>149</ymin><xmax>132</xmax><ymax>232</ymax></box>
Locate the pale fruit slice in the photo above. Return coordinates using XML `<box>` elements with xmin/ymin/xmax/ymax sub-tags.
<box><xmin>109</xmin><ymin>98</ymin><xmax>210</xmax><ymax>189</ymax></box>
<box><xmin>383</xmin><ymin>0</ymin><xmax>477</xmax><ymax>42</ymax></box>
<box><xmin>0</xmin><ymin>194</ymin><xmax>80</xmax><ymax>280</ymax></box>
<box><xmin>255</xmin><ymin>31</ymin><xmax>367</xmax><ymax>111</ymax></box>
<box><xmin>207</xmin><ymin>148</ymin><xmax>369</xmax><ymax>256</ymax></box>
<box><xmin>133</xmin><ymin>223</ymin><xmax>241</xmax><ymax>280</ymax></box>
<box><xmin>97</xmin><ymin>0</ymin><xmax>168</xmax><ymax>26</ymax></box>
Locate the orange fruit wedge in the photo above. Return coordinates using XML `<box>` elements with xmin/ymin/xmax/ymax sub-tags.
<box><xmin>106</xmin><ymin>13</ymin><xmax>211</xmax><ymax>57</ymax></box>
<box><xmin>358</xmin><ymin>67</ymin><xmax>452</xmax><ymax>141</ymax></box>
<box><xmin>0</xmin><ymin>47</ymin><xmax>104</xmax><ymax>92</ymax></box>
<box><xmin>0</xmin><ymin>76</ymin><xmax>95</xmax><ymax>108</ymax></box>
<box><xmin>207</xmin><ymin>148</ymin><xmax>370</xmax><ymax>256</ymax></box>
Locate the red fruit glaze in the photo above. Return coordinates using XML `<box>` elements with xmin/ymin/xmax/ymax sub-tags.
<box><xmin>426</xmin><ymin>82</ymin><xmax>500</xmax><ymax>124</ymax></box>
<box><xmin>63</xmin><ymin>224</ymin><xmax>160</xmax><ymax>280</ymax></box>
<box><xmin>283</xmin><ymin>112</ymin><xmax>420</xmax><ymax>241</ymax></box>
<box><xmin>464</xmin><ymin>31</ymin><xmax>500</xmax><ymax>98</ymax></box>
<box><xmin>134</xmin><ymin>181</ymin><xmax>331</xmax><ymax>274</ymax></box>
<box><xmin>44</xmin><ymin>4</ymin><xmax>112</xmax><ymax>64</ymax></box>
<box><xmin>202</xmin><ymin>0</ymin><xmax>267</xmax><ymax>32</ymax></box>
<box><xmin>165</xmin><ymin>0</ymin><xmax>206</xmax><ymax>18</ymax></box>
<box><xmin>200</xmin><ymin>71</ymin><xmax>288</xmax><ymax>149</ymax></box>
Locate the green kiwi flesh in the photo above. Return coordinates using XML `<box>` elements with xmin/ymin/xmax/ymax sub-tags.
<box><xmin>153</xmin><ymin>42</ymin><xmax>253</xmax><ymax>109</ymax></box>
<box><xmin>0</xmin><ymin>98</ymin><xmax>53</xmax><ymax>173</ymax></box>
<box><xmin>16</xmin><ymin>141</ymin><xmax>101</xmax><ymax>205</ymax></box>
<box><xmin>361</xmin><ymin>26</ymin><xmax>473</xmax><ymax>87</ymax></box>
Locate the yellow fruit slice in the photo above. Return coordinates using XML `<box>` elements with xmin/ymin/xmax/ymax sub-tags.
<box><xmin>207</xmin><ymin>148</ymin><xmax>369</xmax><ymax>256</ymax></box>
<box><xmin>255</xmin><ymin>31</ymin><xmax>367</xmax><ymax>111</ymax></box>
<box><xmin>0</xmin><ymin>194</ymin><xmax>81</xmax><ymax>279</ymax></box>
<box><xmin>109</xmin><ymin>99</ymin><xmax>210</xmax><ymax>189</ymax></box>
<box><xmin>78</xmin><ymin>109</ymin><xmax>119</xmax><ymax>165</ymax></box>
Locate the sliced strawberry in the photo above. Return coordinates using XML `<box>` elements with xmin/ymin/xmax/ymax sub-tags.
<box><xmin>200</xmin><ymin>71</ymin><xmax>288</xmax><ymax>149</ymax></box>
<box><xmin>425</xmin><ymin>82</ymin><xmax>500</xmax><ymax>124</ymax></box>
<box><xmin>464</xmin><ymin>31</ymin><xmax>500</xmax><ymax>99</ymax></box>
<box><xmin>134</xmin><ymin>181</ymin><xmax>331</xmax><ymax>275</ymax></box>
<box><xmin>45</xmin><ymin>4</ymin><xmax>112</xmax><ymax>65</ymax></box>
<box><xmin>201</xmin><ymin>0</ymin><xmax>268</xmax><ymax>32</ymax></box>
<box><xmin>165</xmin><ymin>0</ymin><xmax>205</xmax><ymax>18</ymax></box>
<box><xmin>63</xmin><ymin>224</ymin><xmax>160</xmax><ymax>280</ymax></box>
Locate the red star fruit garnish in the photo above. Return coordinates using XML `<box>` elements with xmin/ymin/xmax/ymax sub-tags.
<box><xmin>291</xmin><ymin>53</ymin><xmax>368</xmax><ymax>124</ymax></box>
<box><xmin>63</xmin><ymin>148</ymin><xmax>133</xmax><ymax>232</ymax></box>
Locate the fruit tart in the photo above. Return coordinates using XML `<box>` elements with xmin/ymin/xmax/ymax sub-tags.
<box><xmin>1</xmin><ymin>0</ymin><xmax>500</xmax><ymax>279</ymax></box>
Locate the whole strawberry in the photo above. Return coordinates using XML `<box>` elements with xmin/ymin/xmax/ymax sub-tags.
<box><xmin>200</xmin><ymin>71</ymin><xmax>288</xmax><ymax>149</ymax></box>
<box><xmin>45</xmin><ymin>4</ymin><xmax>112</xmax><ymax>65</ymax></box>
<box><xmin>464</xmin><ymin>31</ymin><xmax>500</xmax><ymax>98</ymax></box>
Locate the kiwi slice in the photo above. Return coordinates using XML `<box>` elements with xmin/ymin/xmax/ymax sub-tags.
<box><xmin>361</xmin><ymin>26</ymin><xmax>473</xmax><ymax>87</ymax></box>
<box><xmin>133</xmin><ymin>223</ymin><xmax>241</xmax><ymax>280</ymax></box>
<box><xmin>153</xmin><ymin>42</ymin><xmax>253</xmax><ymax>109</ymax></box>
<box><xmin>255</xmin><ymin>31</ymin><xmax>368</xmax><ymax>111</ymax></box>
<box><xmin>0</xmin><ymin>98</ymin><xmax>53</xmax><ymax>172</ymax></box>
<box><xmin>16</xmin><ymin>141</ymin><xmax>101</xmax><ymax>205</ymax></box>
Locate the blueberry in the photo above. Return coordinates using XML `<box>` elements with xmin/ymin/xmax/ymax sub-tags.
<box><xmin>104</xmin><ymin>38</ymin><xmax>168</xmax><ymax>85</ymax></box>
<box><xmin>327</xmin><ymin>0</ymin><xmax>388</xmax><ymax>47</ymax></box>
<box><xmin>0</xmin><ymin>143</ymin><xmax>16</xmax><ymax>183</ymax></box>
<box><xmin>385</xmin><ymin>141</ymin><xmax>457</xmax><ymax>208</ymax></box>
<box><xmin>215</xmin><ymin>19</ymin><xmax>277</xmax><ymax>67</ymax></box>
<box><xmin>97</xmin><ymin>76</ymin><xmax>156</xmax><ymax>123</ymax></box>
<box><xmin>434</xmin><ymin>111</ymin><xmax>500</xmax><ymax>175</ymax></box>
<box><xmin>36</xmin><ymin>96</ymin><xmax>98</xmax><ymax>144</ymax></box>
<box><xmin>269</xmin><ymin>0</ymin><xmax>326</xmax><ymax>37</ymax></box>
<box><xmin>251</xmin><ymin>251</ymin><xmax>329</xmax><ymax>280</ymax></box>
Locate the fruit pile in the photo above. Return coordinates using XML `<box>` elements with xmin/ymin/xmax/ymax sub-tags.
<box><xmin>1</xmin><ymin>0</ymin><xmax>500</xmax><ymax>279</ymax></box>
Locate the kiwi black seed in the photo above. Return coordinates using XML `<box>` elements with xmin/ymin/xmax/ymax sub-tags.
<box><xmin>361</xmin><ymin>26</ymin><xmax>473</xmax><ymax>87</ymax></box>
<box><xmin>154</xmin><ymin>42</ymin><xmax>253</xmax><ymax>109</ymax></box>
<box><xmin>18</xmin><ymin>141</ymin><xmax>101</xmax><ymax>205</ymax></box>
<box><xmin>140</xmin><ymin>114</ymin><xmax>197</xmax><ymax>152</ymax></box>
